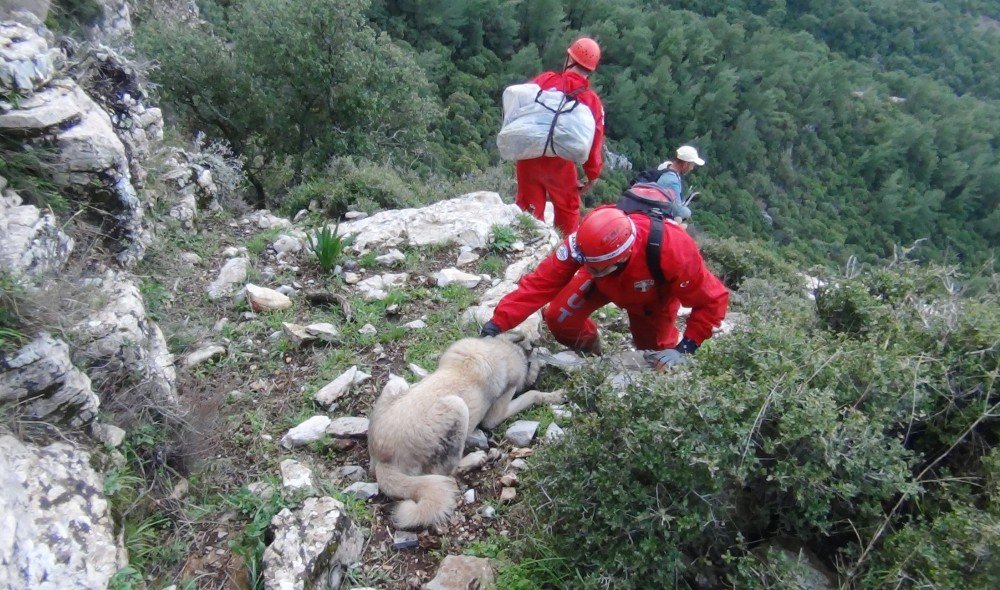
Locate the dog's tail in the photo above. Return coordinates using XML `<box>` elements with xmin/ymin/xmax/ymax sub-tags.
<box><xmin>375</xmin><ymin>462</ymin><xmax>458</xmax><ymax>529</ymax></box>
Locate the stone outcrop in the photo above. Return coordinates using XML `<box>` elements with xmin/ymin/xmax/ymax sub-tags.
<box><xmin>0</xmin><ymin>333</ymin><xmax>99</xmax><ymax>427</ymax></box>
<box><xmin>0</xmin><ymin>184</ymin><xmax>74</xmax><ymax>277</ymax></box>
<box><xmin>339</xmin><ymin>191</ymin><xmax>525</xmax><ymax>252</ymax></box>
<box><xmin>263</xmin><ymin>496</ymin><xmax>365</xmax><ymax>590</ymax></box>
<box><xmin>71</xmin><ymin>269</ymin><xmax>177</xmax><ymax>410</ymax></box>
<box><xmin>0</xmin><ymin>17</ymin><xmax>153</xmax><ymax>267</ymax></box>
<box><xmin>0</xmin><ymin>432</ymin><xmax>125</xmax><ymax>589</ymax></box>
<box><xmin>0</xmin><ymin>19</ymin><xmax>59</xmax><ymax>91</ymax></box>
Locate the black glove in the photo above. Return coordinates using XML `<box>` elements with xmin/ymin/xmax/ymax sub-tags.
<box><xmin>675</xmin><ymin>337</ymin><xmax>699</xmax><ymax>355</ymax></box>
<box><xmin>480</xmin><ymin>321</ymin><xmax>502</xmax><ymax>337</ymax></box>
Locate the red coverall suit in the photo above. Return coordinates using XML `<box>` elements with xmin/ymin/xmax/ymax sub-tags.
<box><xmin>515</xmin><ymin>70</ymin><xmax>605</xmax><ymax>236</ymax></box>
<box><xmin>489</xmin><ymin>212</ymin><xmax>729</xmax><ymax>352</ymax></box>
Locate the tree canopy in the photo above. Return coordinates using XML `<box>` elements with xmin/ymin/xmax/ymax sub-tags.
<box><xmin>138</xmin><ymin>0</ymin><xmax>999</xmax><ymax>267</ymax></box>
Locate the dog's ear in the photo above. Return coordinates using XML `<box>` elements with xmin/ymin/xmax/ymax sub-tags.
<box><xmin>500</xmin><ymin>330</ymin><xmax>534</xmax><ymax>352</ymax></box>
<box><xmin>499</xmin><ymin>331</ymin><xmax>525</xmax><ymax>344</ymax></box>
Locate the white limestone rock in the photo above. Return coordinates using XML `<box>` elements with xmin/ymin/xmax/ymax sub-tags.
<box><xmin>424</xmin><ymin>555</ymin><xmax>495</xmax><ymax>590</ymax></box>
<box><xmin>183</xmin><ymin>345</ymin><xmax>225</xmax><ymax>369</ymax></box>
<box><xmin>0</xmin><ymin>21</ymin><xmax>57</xmax><ymax>93</ymax></box>
<box><xmin>0</xmin><ymin>433</ymin><xmax>125</xmax><ymax>589</ymax></box>
<box><xmin>207</xmin><ymin>257</ymin><xmax>248</xmax><ymax>300</ymax></box>
<box><xmin>281</xmin><ymin>416</ymin><xmax>333</xmax><ymax>449</ymax></box>
<box><xmin>434</xmin><ymin>267</ymin><xmax>482</xmax><ymax>288</ymax></box>
<box><xmin>339</xmin><ymin>192</ymin><xmax>522</xmax><ymax>252</ymax></box>
<box><xmin>314</xmin><ymin>366</ymin><xmax>360</xmax><ymax>409</ymax></box>
<box><xmin>326</xmin><ymin>417</ymin><xmax>369</xmax><ymax>439</ymax></box>
<box><xmin>0</xmin><ymin>196</ymin><xmax>73</xmax><ymax>276</ymax></box>
<box><xmin>505</xmin><ymin>421</ymin><xmax>539</xmax><ymax>447</ymax></box>
<box><xmin>262</xmin><ymin>497</ymin><xmax>364</xmax><ymax>590</ymax></box>
<box><xmin>246</xmin><ymin>283</ymin><xmax>292</xmax><ymax>312</ymax></box>
<box><xmin>279</xmin><ymin>459</ymin><xmax>314</xmax><ymax>493</ymax></box>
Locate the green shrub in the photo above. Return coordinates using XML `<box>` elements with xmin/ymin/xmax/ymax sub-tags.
<box><xmin>698</xmin><ymin>235</ymin><xmax>803</xmax><ymax>291</ymax></box>
<box><xmin>47</xmin><ymin>0</ymin><xmax>104</xmax><ymax>35</ymax></box>
<box><xmin>280</xmin><ymin>157</ymin><xmax>425</xmax><ymax>218</ymax></box>
<box><xmin>513</xmin><ymin>262</ymin><xmax>998</xmax><ymax>588</ymax></box>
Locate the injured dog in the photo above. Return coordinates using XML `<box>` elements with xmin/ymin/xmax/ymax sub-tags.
<box><xmin>368</xmin><ymin>334</ymin><xmax>563</xmax><ymax>529</ymax></box>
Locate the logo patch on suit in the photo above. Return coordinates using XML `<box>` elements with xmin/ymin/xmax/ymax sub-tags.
<box><xmin>634</xmin><ymin>279</ymin><xmax>655</xmax><ymax>293</ymax></box>
<box><xmin>556</xmin><ymin>244</ymin><xmax>569</xmax><ymax>261</ymax></box>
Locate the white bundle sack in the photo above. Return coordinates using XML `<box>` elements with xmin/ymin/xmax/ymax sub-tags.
<box><xmin>497</xmin><ymin>83</ymin><xmax>596</xmax><ymax>164</ymax></box>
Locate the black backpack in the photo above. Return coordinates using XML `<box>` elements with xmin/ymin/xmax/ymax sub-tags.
<box><xmin>615</xmin><ymin>182</ymin><xmax>680</xmax><ymax>285</ymax></box>
<box><xmin>629</xmin><ymin>167</ymin><xmax>666</xmax><ymax>186</ymax></box>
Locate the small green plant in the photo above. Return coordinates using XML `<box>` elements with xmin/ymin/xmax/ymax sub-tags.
<box><xmin>107</xmin><ymin>565</ymin><xmax>143</xmax><ymax>590</ymax></box>
<box><xmin>307</xmin><ymin>223</ymin><xmax>354</xmax><ymax>272</ymax></box>
<box><xmin>489</xmin><ymin>224</ymin><xmax>519</xmax><ymax>253</ymax></box>
<box><xmin>246</xmin><ymin>228</ymin><xmax>285</xmax><ymax>256</ymax></box>
<box><xmin>478</xmin><ymin>254</ymin><xmax>505</xmax><ymax>277</ymax></box>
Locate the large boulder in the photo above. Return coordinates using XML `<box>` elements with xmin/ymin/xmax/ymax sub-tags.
<box><xmin>339</xmin><ymin>192</ymin><xmax>525</xmax><ymax>252</ymax></box>
<box><xmin>0</xmin><ymin>432</ymin><xmax>125</xmax><ymax>589</ymax></box>
<box><xmin>0</xmin><ymin>333</ymin><xmax>99</xmax><ymax>427</ymax></box>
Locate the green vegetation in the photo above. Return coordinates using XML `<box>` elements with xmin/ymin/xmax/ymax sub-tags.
<box><xmin>135</xmin><ymin>0</ymin><xmax>440</xmax><ymax>207</ymax></box>
<box><xmin>137</xmin><ymin>0</ymin><xmax>998</xmax><ymax>268</ymax></box>
<box><xmin>508</xmin><ymin>259</ymin><xmax>998</xmax><ymax>588</ymax></box>
<box><xmin>489</xmin><ymin>224</ymin><xmax>519</xmax><ymax>253</ymax></box>
<box><xmin>306</xmin><ymin>224</ymin><xmax>353</xmax><ymax>273</ymax></box>
<box><xmin>0</xmin><ymin>138</ymin><xmax>68</xmax><ymax>214</ymax></box>
<box><xmin>0</xmin><ymin>273</ymin><xmax>28</xmax><ymax>352</ymax></box>
<box><xmin>46</xmin><ymin>0</ymin><xmax>104</xmax><ymax>36</ymax></box>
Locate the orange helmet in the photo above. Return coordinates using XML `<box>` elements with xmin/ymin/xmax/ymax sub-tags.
<box><xmin>573</xmin><ymin>208</ymin><xmax>636</xmax><ymax>265</ymax></box>
<box><xmin>567</xmin><ymin>37</ymin><xmax>601</xmax><ymax>71</ymax></box>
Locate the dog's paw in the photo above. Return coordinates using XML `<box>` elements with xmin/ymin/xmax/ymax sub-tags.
<box><xmin>542</xmin><ymin>389</ymin><xmax>566</xmax><ymax>404</ymax></box>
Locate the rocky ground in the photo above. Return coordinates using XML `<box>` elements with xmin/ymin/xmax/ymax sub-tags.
<box><xmin>124</xmin><ymin>197</ymin><xmax>616</xmax><ymax>589</ymax></box>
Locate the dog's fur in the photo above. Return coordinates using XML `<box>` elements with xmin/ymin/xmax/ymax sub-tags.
<box><xmin>368</xmin><ymin>334</ymin><xmax>563</xmax><ymax>529</ymax></box>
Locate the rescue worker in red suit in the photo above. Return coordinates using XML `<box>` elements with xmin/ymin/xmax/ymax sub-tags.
<box><xmin>480</xmin><ymin>207</ymin><xmax>729</xmax><ymax>368</ymax></box>
<box><xmin>515</xmin><ymin>37</ymin><xmax>605</xmax><ymax>235</ymax></box>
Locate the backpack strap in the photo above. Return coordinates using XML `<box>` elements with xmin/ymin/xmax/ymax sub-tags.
<box><xmin>539</xmin><ymin>86</ymin><xmax>585</xmax><ymax>158</ymax></box>
<box><xmin>645</xmin><ymin>216</ymin><xmax>666</xmax><ymax>285</ymax></box>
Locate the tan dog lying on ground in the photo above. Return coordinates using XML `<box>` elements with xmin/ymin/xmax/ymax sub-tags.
<box><xmin>368</xmin><ymin>334</ymin><xmax>564</xmax><ymax>529</ymax></box>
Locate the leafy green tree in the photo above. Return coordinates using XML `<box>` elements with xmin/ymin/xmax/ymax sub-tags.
<box><xmin>138</xmin><ymin>0</ymin><xmax>441</xmax><ymax>205</ymax></box>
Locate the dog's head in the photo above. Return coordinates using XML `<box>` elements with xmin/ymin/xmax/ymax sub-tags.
<box><xmin>441</xmin><ymin>335</ymin><xmax>538</xmax><ymax>392</ymax></box>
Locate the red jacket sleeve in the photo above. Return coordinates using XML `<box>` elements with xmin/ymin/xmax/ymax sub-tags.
<box><xmin>658</xmin><ymin>225</ymin><xmax>729</xmax><ymax>344</ymax></box>
<box><xmin>489</xmin><ymin>239</ymin><xmax>581</xmax><ymax>331</ymax></box>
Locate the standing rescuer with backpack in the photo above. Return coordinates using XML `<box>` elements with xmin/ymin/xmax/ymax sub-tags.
<box><xmin>514</xmin><ymin>37</ymin><xmax>605</xmax><ymax>235</ymax></box>
<box><xmin>480</xmin><ymin>207</ymin><xmax>729</xmax><ymax>369</ymax></box>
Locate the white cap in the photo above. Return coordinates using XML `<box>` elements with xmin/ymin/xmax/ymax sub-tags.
<box><xmin>676</xmin><ymin>145</ymin><xmax>705</xmax><ymax>166</ymax></box>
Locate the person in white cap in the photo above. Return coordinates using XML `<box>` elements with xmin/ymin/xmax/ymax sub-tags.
<box><xmin>651</xmin><ymin>145</ymin><xmax>705</xmax><ymax>219</ymax></box>
<box><xmin>626</xmin><ymin>145</ymin><xmax>706</xmax><ymax>221</ymax></box>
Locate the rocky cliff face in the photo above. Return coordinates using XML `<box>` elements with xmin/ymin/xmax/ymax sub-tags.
<box><xmin>0</xmin><ymin>7</ymin><xmax>175</xmax><ymax>587</ymax></box>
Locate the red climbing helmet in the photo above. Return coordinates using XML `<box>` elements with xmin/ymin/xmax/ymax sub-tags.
<box><xmin>567</xmin><ymin>37</ymin><xmax>601</xmax><ymax>71</ymax></box>
<box><xmin>574</xmin><ymin>208</ymin><xmax>636</xmax><ymax>265</ymax></box>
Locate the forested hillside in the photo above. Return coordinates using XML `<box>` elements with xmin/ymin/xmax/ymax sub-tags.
<box><xmin>138</xmin><ymin>0</ymin><xmax>999</xmax><ymax>268</ymax></box>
